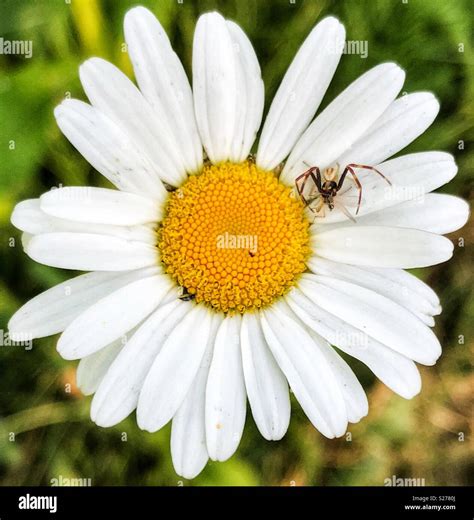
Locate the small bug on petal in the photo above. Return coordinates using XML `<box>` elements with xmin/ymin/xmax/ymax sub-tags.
<box><xmin>295</xmin><ymin>162</ymin><xmax>392</xmax><ymax>220</ymax></box>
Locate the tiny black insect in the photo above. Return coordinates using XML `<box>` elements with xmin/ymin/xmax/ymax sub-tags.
<box><xmin>179</xmin><ymin>288</ymin><xmax>195</xmax><ymax>301</ymax></box>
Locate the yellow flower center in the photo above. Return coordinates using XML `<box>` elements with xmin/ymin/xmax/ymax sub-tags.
<box><xmin>159</xmin><ymin>161</ymin><xmax>310</xmax><ymax>313</ymax></box>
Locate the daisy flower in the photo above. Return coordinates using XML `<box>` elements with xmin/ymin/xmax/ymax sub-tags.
<box><xmin>9</xmin><ymin>7</ymin><xmax>469</xmax><ymax>479</ymax></box>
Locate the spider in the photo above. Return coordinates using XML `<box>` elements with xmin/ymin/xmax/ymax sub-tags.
<box><xmin>295</xmin><ymin>163</ymin><xmax>392</xmax><ymax>220</ymax></box>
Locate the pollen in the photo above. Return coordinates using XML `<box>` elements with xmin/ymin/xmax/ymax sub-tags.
<box><xmin>158</xmin><ymin>161</ymin><xmax>311</xmax><ymax>313</ymax></box>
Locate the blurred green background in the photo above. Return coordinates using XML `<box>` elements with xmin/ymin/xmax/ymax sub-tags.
<box><xmin>0</xmin><ymin>0</ymin><xmax>472</xmax><ymax>486</ymax></box>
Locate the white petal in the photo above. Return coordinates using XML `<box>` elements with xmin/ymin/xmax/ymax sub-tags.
<box><xmin>80</xmin><ymin>58</ymin><xmax>186</xmax><ymax>186</ymax></box>
<box><xmin>124</xmin><ymin>7</ymin><xmax>202</xmax><ymax>173</ymax></box>
<box><xmin>40</xmin><ymin>187</ymin><xmax>162</xmax><ymax>226</ymax></box>
<box><xmin>306</xmin><ymin>330</ymin><xmax>368</xmax><ymax>423</ymax></box>
<box><xmin>286</xmin><ymin>288</ymin><xmax>422</xmax><ymax>398</ymax></box>
<box><xmin>193</xmin><ymin>12</ymin><xmax>258</xmax><ymax>163</ymax></box>
<box><xmin>25</xmin><ymin>232</ymin><xmax>158</xmax><ymax>271</ymax></box>
<box><xmin>312</xmin><ymin>225</ymin><xmax>453</xmax><ymax>268</ymax></box>
<box><xmin>57</xmin><ymin>274</ymin><xmax>175</xmax><ymax>360</ymax></box>
<box><xmin>137</xmin><ymin>305</ymin><xmax>213</xmax><ymax>432</ymax></box>
<box><xmin>306</xmin><ymin>257</ymin><xmax>440</xmax><ymax>320</ymax></box>
<box><xmin>77</xmin><ymin>334</ymin><xmax>130</xmax><ymax>396</ymax></box>
<box><xmin>91</xmin><ymin>300</ymin><xmax>189</xmax><ymax>427</ymax></box>
<box><xmin>240</xmin><ymin>312</ymin><xmax>290</xmax><ymax>440</ymax></box>
<box><xmin>55</xmin><ymin>99</ymin><xmax>167</xmax><ymax>197</ymax></box>
<box><xmin>171</xmin><ymin>313</ymin><xmax>223</xmax><ymax>479</ymax></box>
<box><xmin>21</xmin><ymin>232</ymin><xmax>33</xmax><ymax>250</ymax></box>
<box><xmin>367</xmin><ymin>267</ymin><xmax>440</xmax><ymax>310</ymax></box>
<box><xmin>260</xmin><ymin>301</ymin><xmax>348</xmax><ymax>438</ymax></box>
<box><xmin>257</xmin><ymin>17</ymin><xmax>345</xmax><ymax>171</ymax></box>
<box><xmin>8</xmin><ymin>267</ymin><xmax>158</xmax><ymax>340</ymax></box>
<box><xmin>11</xmin><ymin>199</ymin><xmax>54</xmax><ymax>234</ymax></box>
<box><xmin>226</xmin><ymin>20</ymin><xmax>264</xmax><ymax>161</ymax></box>
<box><xmin>206</xmin><ymin>315</ymin><xmax>246</xmax><ymax>461</ymax></box>
<box><xmin>281</xmin><ymin>63</ymin><xmax>405</xmax><ymax>184</ymax></box>
<box><xmin>11</xmin><ymin>199</ymin><xmax>156</xmax><ymax>243</ymax></box>
<box><xmin>336</xmin><ymin>92</ymin><xmax>440</xmax><ymax>167</ymax></box>
<box><xmin>315</xmin><ymin>151</ymin><xmax>458</xmax><ymax>224</ymax></box>
<box><xmin>333</xmin><ymin>194</ymin><xmax>469</xmax><ymax>234</ymax></box>
<box><xmin>299</xmin><ymin>274</ymin><xmax>441</xmax><ymax>365</ymax></box>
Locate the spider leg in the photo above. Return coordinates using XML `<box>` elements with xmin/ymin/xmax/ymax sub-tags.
<box><xmin>336</xmin><ymin>169</ymin><xmax>348</xmax><ymax>191</ymax></box>
<box><xmin>346</xmin><ymin>163</ymin><xmax>392</xmax><ymax>186</ymax></box>
<box><xmin>295</xmin><ymin>170</ymin><xmax>311</xmax><ymax>206</ymax></box>
<box><xmin>312</xmin><ymin>167</ymin><xmax>322</xmax><ymax>192</ymax></box>
<box><xmin>333</xmin><ymin>197</ymin><xmax>356</xmax><ymax>223</ymax></box>
<box><xmin>306</xmin><ymin>168</ymin><xmax>323</xmax><ymax>212</ymax></box>
<box><xmin>341</xmin><ymin>165</ymin><xmax>363</xmax><ymax>215</ymax></box>
<box><xmin>295</xmin><ymin>167</ymin><xmax>321</xmax><ymax>207</ymax></box>
<box><xmin>311</xmin><ymin>197</ymin><xmax>325</xmax><ymax>219</ymax></box>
